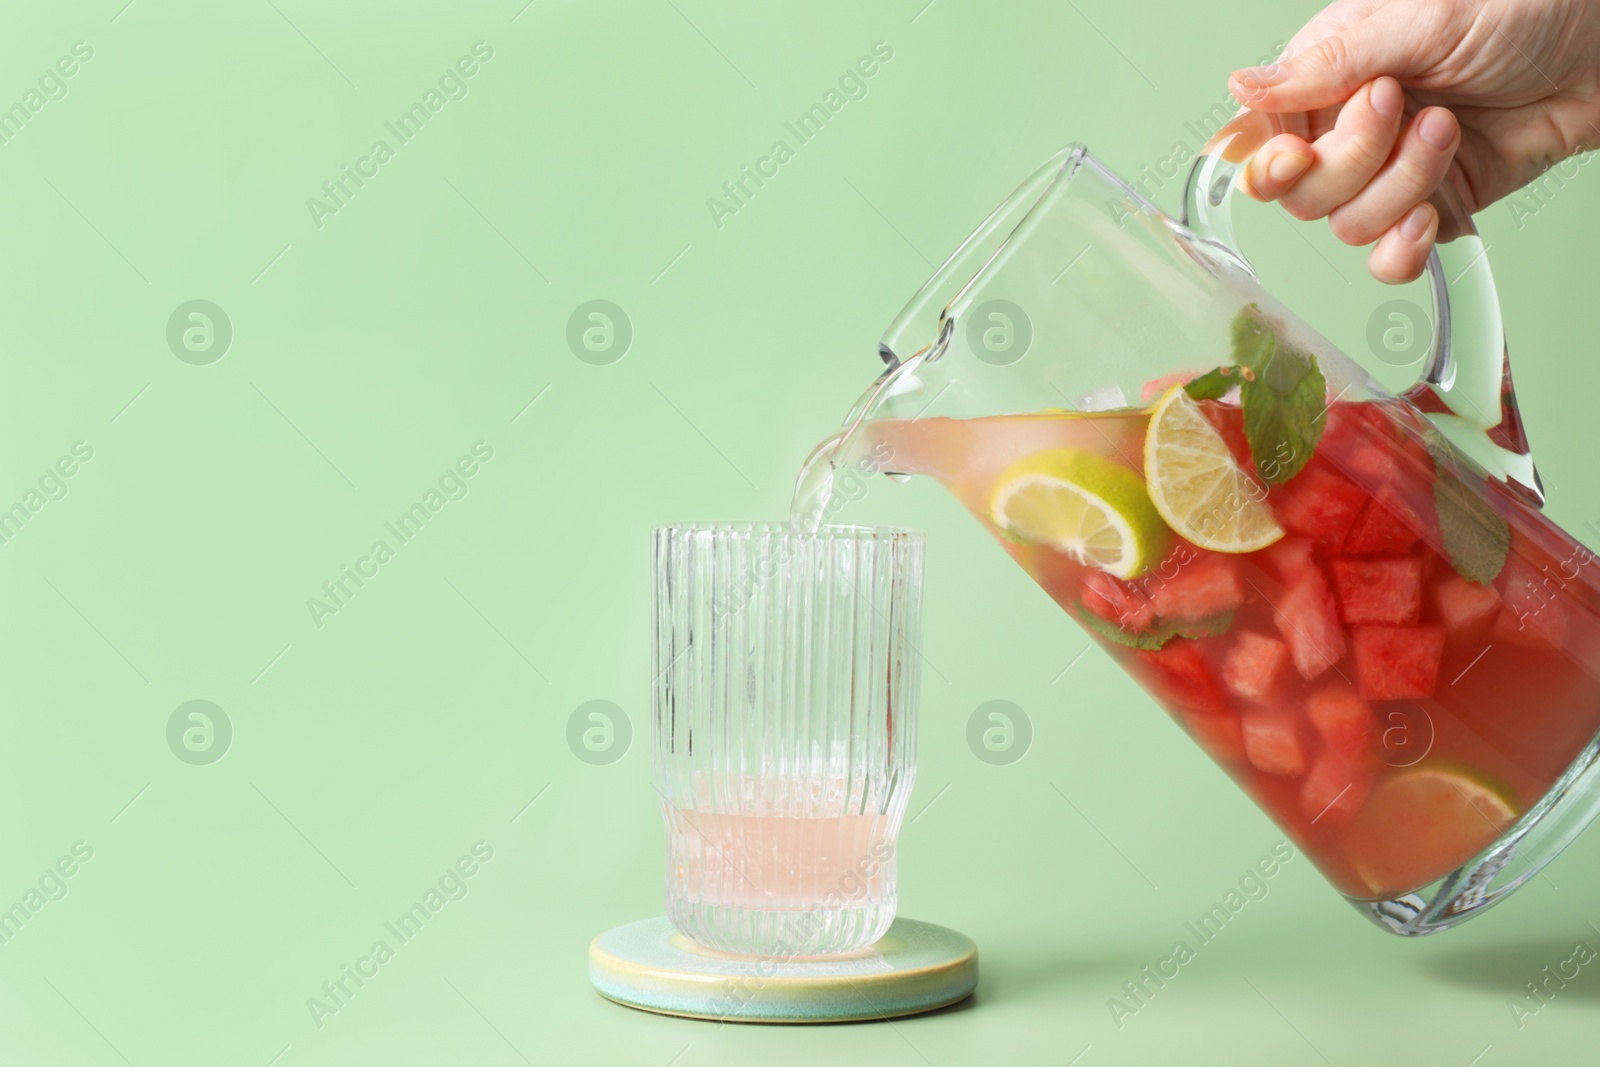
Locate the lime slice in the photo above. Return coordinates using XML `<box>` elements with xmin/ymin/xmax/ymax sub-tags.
<box><xmin>1143</xmin><ymin>386</ymin><xmax>1284</xmax><ymax>553</ymax></box>
<box><xmin>1346</xmin><ymin>763</ymin><xmax>1519</xmax><ymax>899</ymax></box>
<box><xmin>990</xmin><ymin>448</ymin><xmax>1168</xmax><ymax>579</ymax></box>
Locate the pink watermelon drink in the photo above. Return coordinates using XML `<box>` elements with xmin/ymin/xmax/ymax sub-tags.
<box><xmin>852</xmin><ymin>310</ymin><xmax>1600</xmax><ymax>901</ymax></box>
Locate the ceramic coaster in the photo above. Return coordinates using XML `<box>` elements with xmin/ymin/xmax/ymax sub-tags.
<box><xmin>589</xmin><ymin>916</ymin><xmax>978</xmax><ymax>1023</ymax></box>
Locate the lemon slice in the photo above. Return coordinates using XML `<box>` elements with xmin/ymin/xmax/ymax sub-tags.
<box><xmin>990</xmin><ymin>448</ymin><xmax>1168</xmax><ymax>579</ymax></box>
<box><xmin>1143</xmin><ymin>386</ymin><xmax>1283</xmax><ymax>553</ymax></box>
<box><xmin>1346</xmin><ymin>763</ymin><xmax>1519</xmax><ymax>899</ymax></box>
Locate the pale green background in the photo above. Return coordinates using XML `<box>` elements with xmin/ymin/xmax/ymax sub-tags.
<box><xmin>1</xmin><ymin>1</ymin><xmax>1597</xmax><ymax>1064</ymax></box>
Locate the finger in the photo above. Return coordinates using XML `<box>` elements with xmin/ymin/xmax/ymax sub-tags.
<box><xmin>1230</xmin><ymin>7</ymin><xmax>1442</xmax><ymax>114</ymax></box>
<box><xmin>1239</xmin><ymin>134</ymin><xmax>1315</xmax><ymax>201</ymax></box>
<box><xmin>1328</xmin><ymin>107</ymin><xmax>1459</xmax><ymax>246</ymax></box>
<box><xmin>1366</xmin><ymin>202</ymin><xmax>1438</xmax><ymax>284</ymax></box>
<box><xmin>1300</xmin><ymin>101</ymin><xmax>1347</xmax><ymax>143</ymax></box>
<box><xmin>1280</xmin><ymin>78</ymin><xmax>1405</xmax><ymax>221</ymax></box>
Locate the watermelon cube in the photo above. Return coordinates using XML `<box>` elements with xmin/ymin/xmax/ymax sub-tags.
<box><xmin>1319</xmin><ymin>402</ymin><xmax>1366</xmax><ymax>450</ymax></box>
<box><xmin>1341</xmin><ymin>435</ymin><xmax>1396</xmax><ymax>492</ymax></box>
<box><xmin>1180</xmin><ymin>707</ymin><xmax>1246</xmax><ymax>766</ymax></box>
<box><xmin>1198</xmin><ymin>400</ymin><xmax>1252</xmax><ymax>469</ymax></box>
<box><xmin>1494</xmin><ymin>559</ymin><xmax>1569</xmax><ymax>649</ymax></box>
<box><xmin>1260</xmin><ymin>537</ymin><xmax>1317</xmax><ymax>588</ymax></box>
<box><xmin>1389</xmin><ymin>423</ymin><xmax>1440</xmax><ymax>486</ymax></box>
<box><xmin>1323</xmin><ymin>404</ymin><xmax>1395</xmax><ymax>489</ymax></box>
<box><xmin>1342</xmin><ymin>487</ymin><xmax>1423</xmax><ymax>555</ymax></box>
<box><xmin>1082</xmin><ymin>570</ymin><xmax>1156</xmax><ymax>633</ymax></box>
<box><xmin>1241</xmin><ymin>706</ymin><xmax>1310</xmax><ymax>777</ymax></box>
<box><xmin>1274</xmin><ymin>568</ymin><xmax>1348</xmax><ymax>680</ymax></box>
<box><xmin>1149</xmin><ymin>552</ymin><xmax>1246</xmax><ymax>622</ymax></box>
<box><xmin>1350</xmin><ymin>625</ymin><xmax>1446</xmax><ymax>700</ymax></box>
<box><xmin>1300</xmin><ymin>750</ymin><xmax>1377</xmax><ymax>826</ymax></box>
<box><xmin>1221</xmin><ymin>631</ymin><xmax>1289</xmax><ymax>702</ymax></box>
<box><xmin>1324</xmin><ymin>401</ymin><xmax>1437</xmax><ymax>480</ymax></box>
<box><xmin>1331</xmin><ymin>556</ymin><xmax>1423</xmax><ymax>625</ymax></box>
<box><xmin>1272</xmin><ymin>466</ymin><xmax>1370</xmax><ymax>546</ymax></box>
<box><xmin>1432</xmin><ymin>574</ymin><xmax>1501</xmax><ymax>635</ymax></box>
<box><xmin>1135</xmin><ymin>641</ymin><xmax>1226</xmax><ymax>715</ymax></box>
<box><xmin>1304</xmin><ymin>684</ymin><xmax>1375</xmax><ymax>756</ymax></box>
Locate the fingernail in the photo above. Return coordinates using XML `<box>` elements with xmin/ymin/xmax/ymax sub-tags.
<box><xmin>1268</xmin><ymin>151</ymin><xmax>1312</xmax><ymax>183</ymax></box>
<box><xmin>1370</xmin><ymin>77</ymin><xmax>1403</xmax><ymax>120</ymax></box>
<box><xmin>1400</xmin><ymin>204</ymin><xmax>1433</xmax><ymax>241</ymax></box>
<box><xmin>1418</xmin><ymin>108</ymin><xmax>1456</xmax><ymax>150</ymax></box>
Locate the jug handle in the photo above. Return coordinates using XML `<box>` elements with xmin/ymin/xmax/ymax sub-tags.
<box><xmin>1181</xmin><ymin>109</ymin><xmax>1543</xmax><ymax>506</ymax></box>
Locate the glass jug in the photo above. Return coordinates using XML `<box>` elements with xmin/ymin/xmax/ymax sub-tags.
<box><xmin>803</xmin><ymin>110</ymin><xmax>1600</xmax><ymax>935</ymax></box>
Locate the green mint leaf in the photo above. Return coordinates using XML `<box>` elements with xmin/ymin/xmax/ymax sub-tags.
<box><xmin>1433</xmin><ymin>466</ymin><xmax>1510</xmax><ymax>584</ymax></box>
<box><xmin>1075</xmin><ymin>602</ymin><xmax>1235</xmax><ymax>650</ymax></box>
<box><xmin>1184</xmin><ymin>365</ymin><xmax>1241</xmax><ymax>401</ymax></box>
<box><xmin>1229</xmin><ymin>305</ymin><xmax>1327</xmax><ymax>486</ymax></box>
<box><xmin>1231</xmin><ymin>304</ymin><xmax>1277</xmax><ymax>370</ymax></box>
<box><xmin>1077</xmin><ymin>605</ymin><xmax>1172</xmax><ymax>650</ymax></box>
<box><xmin>1240</xmin><ymin>352</ymin><xmax>1327</xmax><ymax>485</ymax></box>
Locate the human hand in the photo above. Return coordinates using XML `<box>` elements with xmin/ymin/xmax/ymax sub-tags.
<box><xmin>1229</xmin><ymin>0</ymin><xmax>1600</xmax><ymax>282</ymax></box>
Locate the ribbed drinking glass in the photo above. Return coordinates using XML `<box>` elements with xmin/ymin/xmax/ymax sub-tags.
<box><xmin>652</xmin><ymin>523</ymin><xmax>924</xmax><ymax>957</ymax></box>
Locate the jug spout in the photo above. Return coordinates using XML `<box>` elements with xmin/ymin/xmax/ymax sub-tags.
<box><xmin>791</xmin><ymin>341</ymin><xmax>933</xmax><ymax>532</ymax></box>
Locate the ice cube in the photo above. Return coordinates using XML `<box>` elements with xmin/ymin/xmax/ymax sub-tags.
<box><xmin>1078</xmin><ymin>384</ymin><xmax>1128</xmax><ymax>412</ymax></box>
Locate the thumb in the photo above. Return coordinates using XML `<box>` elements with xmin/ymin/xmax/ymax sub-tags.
<box><xmin>1230</xmin><ymin>23</ymin><xmax>1419</xmax><ymax>114</ymax></box>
